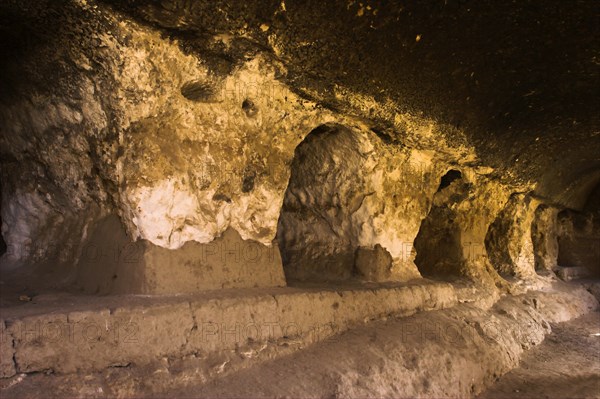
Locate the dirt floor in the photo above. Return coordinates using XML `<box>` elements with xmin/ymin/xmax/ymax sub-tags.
<box><xmin>478</xmin><ymin>311</ymin><xmax>600</xmax><ymax>399</ymax></box>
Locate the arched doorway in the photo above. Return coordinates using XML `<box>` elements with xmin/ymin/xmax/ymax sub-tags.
<box><xmin>413</xmin><ymin>169</ymin><xmax>467</xmax><ymax>280</ymax></box>
<box><xmin>276</xmin><ymin>124</ymin><xmax>394</xmax><ymax>283</ymax></box>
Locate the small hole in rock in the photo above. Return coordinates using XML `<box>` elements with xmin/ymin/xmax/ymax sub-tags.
<box><xmin>242</xmin><ymin>99</ymin><xmax>258</xmax><ymax>117</ymax></box>
<box><xmin>438</xmin><ymin>169</ymin><xmax>462</xmax><ymax>191</ymax></box>
<box><xmin>242</xmin><ymin>173</ymin><xmax>255</xmax><ymax>193</ymax></box>
<box><xmin>181</xmin><ymin>80</ymin><xmax>217</xmax><ymax>102</ymax></box>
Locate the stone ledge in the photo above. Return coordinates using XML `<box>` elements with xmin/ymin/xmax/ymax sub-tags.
<box><xmin>0</xmin><ymin>280</ymin><xmax>457</xmax><ymax>377</ymax></box>
<box><xmin>181</xmin><ymin>284</ymin><xmax>597</xmax><ymax>398</ymax></box>
<box><xmin>555</xmin><ymin>265</ymin><xmax>593</xmax><ymax>281</ymax></box>
<box><xmin>0</xmin><ymin>282</ymin><xmax>596</xmax><ymax>398</ymax></box>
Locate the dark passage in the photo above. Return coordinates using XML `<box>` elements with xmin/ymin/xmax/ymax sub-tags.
<box><xmin>413</xmin><ymin>170</ymin><xmax>468</xmax><ymax>280</ymax></box>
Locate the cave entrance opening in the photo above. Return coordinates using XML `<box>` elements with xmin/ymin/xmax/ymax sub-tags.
<box><xmin>276</xmin><ymin>124</ymin><xmax>374</xmax><ymax>284</ymax></box>
<box><xmin>556</xmin><ymin>180</ymin><xmax>600</xmax><ymax>277</ymax></box>
<box><xmin>413</xmin><ymin>169</ymin><xmax>467</xmax><ymax>280</ymax></box>
<box><xmin>556</xmin><ymin>209</ymin><xmax>581</xmax><ymax>269</ymax></box>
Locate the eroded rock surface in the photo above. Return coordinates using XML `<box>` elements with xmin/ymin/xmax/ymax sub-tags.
<box><xmin>276</xmin><ymin>124</ymin><xmax>434</xmax><ymax>283</ymax></box>
<box><xmin>557</xmin><ymin>209</ymin><xmax>600</xmax><ymax>277</ymax></box>
<box><xmin>0</xmin><ymin>1</ymin><xmax>599</xmax><ymax>396</ymax></box>
<box><xmin>1</xmin><ymin>0</ymin><xmax>597</xmax><ymax>295</ymax></box>
<box><xmin>353</xmin><ymin>244</ymin><xmax>394</xmax><ymax>282</ymax></box>
<box><xmin>531</xmin><ymin>204</ymin><xmax>560</xmax><ymax>272</ymax></box>
<box><xmin>486</xmin><ymin>194</ymin><xmax>540</xmax><ymax>279</ymax></box>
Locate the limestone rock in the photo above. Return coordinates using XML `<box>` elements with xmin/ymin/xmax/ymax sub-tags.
<box><xmin>354</xmin><ymin>244</ymin><xmax>394</xmax><ymax>282</ymax></box>
<box><xmin>0</xmin><ymin>320</ymin><xmax>15</xmax><ymax>378</ymax></box>
<box><xmin>531</xmin><ymin>205</ymin><xmax>560</xmax><ymax>271</ymax></box>
<box><xmin>485</xmin><ymin>194</ymin><xmax>540</xmax><ymax>278</ymax></box>
<box><xmin>276</xmin><ymin>124</ymin><xmax>432</xmax><ymax>282</ymax></box>
<box><xmin>556</xmin><ymin>209</ymin><xmax>600</xmax><ymax>277</ymax></box>
<box><xmin>76</xmin><ymin>215</ymin><xmax>286</xmax><ymax>294</ymax></box>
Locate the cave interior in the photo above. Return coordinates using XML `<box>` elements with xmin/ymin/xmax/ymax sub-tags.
<box><xmin>0</xmin><ymin>0</ymin><xmax>599</xmax><ymax>398</ymax></box>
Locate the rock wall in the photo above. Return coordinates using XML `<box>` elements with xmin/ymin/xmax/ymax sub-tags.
<box><xmin>276</xmin><ymin>124</ymin><xmax>439</xmax><ymax>283</ymax></box>
<box><xmin>531</xmin><ymin>204</ymin><xmax>560</xmax><ymax>272</ymax></box>
<box><xmin>0</xmin><ymin>0</ymin><xmax>330</xmax><ymax>291</ymax></box>
<box><xmin>0</xmin><ymin>0</ymin><xmax>592</xmax><ymax>294</ymax></box>
<box><xmin>556</xmin><ymin>209</ymin><xmax>600</xmax><ymax>277</ymax></box>
<box><xmin>485</xmin><ymin>194</ymin><xmax>541</xmax><ymax>279</ymax></box>
<box><xmin>413</xmin><ymin>169</ymin><xmax>515</xmax><ymax>290</ymax></box>
<box><xmin>76</xmin><ymin>215</ymin><xmax>285</xmax><ymax>294</ymax></box>
<box><xmin>0</xmin><ymin>1</ymin><xmax>598</xmax><ymax>396</ymax></box>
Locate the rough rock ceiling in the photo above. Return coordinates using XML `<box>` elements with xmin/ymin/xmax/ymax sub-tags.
<box><xmin>103</xmin><ymin>0</ymin><xmax>600</xmax><ymax>207</ymax></box>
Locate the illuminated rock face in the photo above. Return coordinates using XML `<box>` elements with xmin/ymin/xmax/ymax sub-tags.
<box><xmin>0</xmin><ymin>1</ymin><xmax>332</xmax><ymax>283</ymax></box>
<box><xmin>0</xmin><ymin>0</ymin><xmax>598</xmax><ymax>294</ymax></box>
<box><xmin>1</xmin><ymin>1</ymin><xmax>600</xmax><ymax>397</ymax></box>
<box><xmin>114</xmin><ymin>52</ymin><xmax>330</xmax><ymax>249</ymax></box>
<box><xmin>485</xmin><ymin>194</ymin><xmax>540</xmax><ymax>279</ymax></box>
<box><xmin>276</xmin><ymin>124</ymin><xmax>433</xmax><ymax>282</ymax></box>
<box><xmin>75</xmin><ymin>216</ymin><xmax>285</xmax><ymax>294</ymax></box>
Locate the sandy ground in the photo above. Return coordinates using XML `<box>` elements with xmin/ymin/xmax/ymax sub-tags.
<box><xmin>478</xmin><ymin>311</ymin><xmax>600</xmax><ymax>399</ymax></box>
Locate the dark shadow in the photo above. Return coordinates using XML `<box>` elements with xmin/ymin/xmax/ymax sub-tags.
<box><xmin>413</xmin><ymin>170</ymin><xmax>467</xmax><ymax>280</ymax></box>
<box><xmin>0</xmin><ymin>180</ymin><xmax>5</xmax><ymax>256</ymax></box>
<box><xmin>556</xmin><ymin>205</ymin><xmax>600</xmax><ymax>277</ymax></box>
